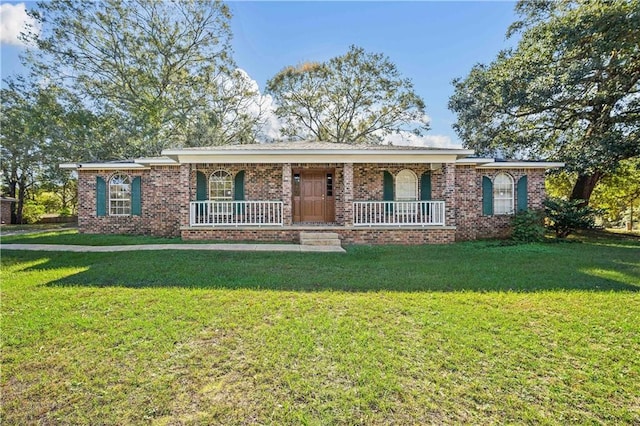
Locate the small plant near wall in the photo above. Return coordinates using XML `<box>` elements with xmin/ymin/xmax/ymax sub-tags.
<box><xmin>544</xmin><ymin>198</ymin><xmax>601</xmax><ymax>239</ymax></box>
<box><xmin>511</xmin><ymin>209</ymin><xmax>545</xmax><ymax>243</ymax></box>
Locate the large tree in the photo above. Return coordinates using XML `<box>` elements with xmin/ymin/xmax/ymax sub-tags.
<box><xmin>449</xmin><ymin>0</ymin><xmax>640</xmax><ymax>204</ymax></box>
<box><xmin>23</xmin><ymin>0</ymin><xmax>264</xmax><ymax>157</ymax></box>
<box><xmin>266</xmin><ymin>45</ymin><xmax>428</xmax><ymax>144</ymax></box>
<box><xmin>1</xmin><ymin>79</ymin><xmax>64</xmax><ymax>223</ymax></box>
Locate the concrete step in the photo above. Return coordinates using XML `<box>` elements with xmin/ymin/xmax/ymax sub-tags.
<box><xmin>299</xmin><ymin>232</ymin><xmax>341</xmax><ymax>247</ymax></box>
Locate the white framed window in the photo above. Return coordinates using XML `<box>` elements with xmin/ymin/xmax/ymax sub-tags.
<box><xmin>209</xmin><ymin>170</ymin><xmax>233</xmax><ymax>200</ymax></box>
<box><xmin>395</xmin><ymin>169</ymin><xmax>418</xmax><ymax>214</ymax></box>
<box><xmin>493</xmin><ymin>173</ymin><xmax>514</xmax><ymax>215</ymax></box>
<box><xmin>109</xmin><ymin>174</ymin><xmax>131</xmax><ymax>216</ymax></box>
<box><xmin>395</xmin><ymin>169</ymin><xmax>418</xmax><ymax>201</ymax></box>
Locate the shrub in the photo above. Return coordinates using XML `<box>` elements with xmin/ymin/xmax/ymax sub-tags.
<box><xmin>544</xmin><ymin>198</ymin><xmax>601</xmax><ymax>238</ymax></box>
<box><xmin>21</xmin><ymin>201</ymin><xmax>46</xmax><ymax>224</ymax></box>
<box><xmin>511</xmin><ymin>209</ymin><xmax>545</xmax><ymax>243</ymax></box>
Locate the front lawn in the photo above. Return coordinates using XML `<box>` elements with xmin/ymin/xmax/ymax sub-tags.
<box><xmin>2</xmin><ymin>234</ymin><xmax>639</xmax><ymax>424</ymax></box>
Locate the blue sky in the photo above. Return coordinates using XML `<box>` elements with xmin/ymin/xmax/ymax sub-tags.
<box><xmin>1</xmin><ymin>1</ymin><xmax>520</xmax><ymax>147</ymax></box>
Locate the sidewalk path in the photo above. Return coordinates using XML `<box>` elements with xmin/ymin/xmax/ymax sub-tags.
<box><xmin>1</xmin><ymin>243</ymin><xmax>346</xmax><ymax>253</ymax></box>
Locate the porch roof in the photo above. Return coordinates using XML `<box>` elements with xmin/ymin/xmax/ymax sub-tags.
<box><xmin>162</xmin><ymin>141</ymin><xmax>476</xmax><ymax>164</ymax></box>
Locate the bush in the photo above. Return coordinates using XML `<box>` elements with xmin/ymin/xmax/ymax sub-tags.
<box><xmin>511</xmin><ymin>209</ymin><xmax>545</xmax><ymax>243</ymax></box>
<box><xmin>21</xmin><ymin>201</ymin><xmax>46</xmax><ymax>224</ymax></box>
<box><xmin>544</xmin><ymin>198</ymin><xmax>601</xmax><ymax>238</ymax></box>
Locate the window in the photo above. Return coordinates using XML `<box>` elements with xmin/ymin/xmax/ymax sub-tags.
<box><xmin>493</xmin><ymin>173</ymin><xmax>514</xmax><ymax>215</ymax></box>
<box><xmin>395</xmin><ymin>169</ymin><xmax>418</xmax><ymax>201</ymax></box>
<box><xmin>209</xmin><ymin>170</ymin><xmax>233</xmax><ymax>200</ymax></box>
<box><xmin>109</xmin><ymin>174</ymin><xmax>131</xmax><ymax>216</ymax></box>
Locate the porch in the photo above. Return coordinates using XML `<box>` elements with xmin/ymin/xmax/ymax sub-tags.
<box><xmin>185</xmin><ymin>200</ymin><xmax>455</xmax><ymax>245</ymax></box>
<box><xmin>189</xmin><ymin>200</ymin><xmax>446</xmax><ymax>227</ymax></box>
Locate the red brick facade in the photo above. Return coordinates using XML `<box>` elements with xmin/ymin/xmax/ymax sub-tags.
<box><xmin>76</xmin><ymin>163</ymin><xmax>549</xmax><ymax>244</ymax></box>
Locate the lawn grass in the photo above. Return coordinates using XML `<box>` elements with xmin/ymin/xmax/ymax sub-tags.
<box><xmin>2</xmin><ymin>234</ymin><xmax>639</xmax><ymax>424</ymax></box>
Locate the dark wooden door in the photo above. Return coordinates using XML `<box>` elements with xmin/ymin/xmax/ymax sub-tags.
<box><xmin>300</xmin><ymin>171</ymin><xmax>326</xmax><ymax>222</ymax></box>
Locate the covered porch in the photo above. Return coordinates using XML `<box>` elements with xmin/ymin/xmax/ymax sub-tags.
<box><xmin>162</xmin><ymin>141</ymin><xmax>468</xmax><ymax>244</ymax></box>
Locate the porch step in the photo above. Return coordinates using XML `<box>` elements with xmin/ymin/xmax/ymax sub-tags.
<box><xmin>299</xmin><ymin>232</ymin><xmax>342</xmax><ymax>247</ymax></box>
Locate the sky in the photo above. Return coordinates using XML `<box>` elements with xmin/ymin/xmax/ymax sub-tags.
<box><xmin>0</xmin><ymin>1</ymin><xmax>520</xmax><ymax>148</ymax></box>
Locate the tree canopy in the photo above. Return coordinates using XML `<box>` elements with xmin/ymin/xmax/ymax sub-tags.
<box><xmin>266</xmin><ymin>45</ymin><xmax>429</xmax><ymax>144</ymax></box>
<box><xmin>449</xmin><ymin>0</ymin><xmax>640</xmax><ymax>204</ymax></box>
<box><xmin>23</xmin><ymin>0</ymin><xmax>264</xmax><ymax>157</ymax></box>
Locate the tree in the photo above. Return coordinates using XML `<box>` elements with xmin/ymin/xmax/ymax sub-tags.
<box><xmin>266</xmin><ymin>45</ymin><xmax>428</xmax><ymax>144</ymax></box>
<box><xmin>1</xmin><ymin>79</ymin><xmax>64</xmax><ymax>223</ymax></box>
<box><xmin>592</xmin><ymin>158</ymin><xmax>640</xmax><ymax>229</ymax></box>
<box><xmin>449</xmin><ymin>0</ymin><xmax>640</xmax><ymax>205</ymax></box>
<box><xmin>23</xmin><ymin>0</ymin><xmax>264</xmax><ymax>157</ymax></box>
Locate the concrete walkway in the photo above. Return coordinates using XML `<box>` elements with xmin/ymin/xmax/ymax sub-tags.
<box><xmin>1</xmin><ymin>243</ymin><xmax>346</xmax><ymax>253</ymax></box>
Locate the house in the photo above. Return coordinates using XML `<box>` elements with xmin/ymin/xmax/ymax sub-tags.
<box><xmin>1</xmin><ymin>196</ymin><xmax>17</xmax><ymax>224</ymax></box>
<box><xmin>61</xmin><ymin>141</ymin><xmax>563</xmax><ymax>244</ymax></box>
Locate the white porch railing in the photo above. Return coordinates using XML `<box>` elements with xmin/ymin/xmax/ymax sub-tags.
<box><xmin>190</xmin><ymin>201</ymin><xmax>283</xmax><ymax>226</ymax></box>
<box><xmin>353</xmin><ymin>200</ymin><xmax>445</xmax><ymax>226</ymax></box>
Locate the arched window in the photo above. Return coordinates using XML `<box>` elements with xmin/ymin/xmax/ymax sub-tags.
<box><xmin>209</xmin><ymin>170</ymin><xmax>233</xmax><ymax>200</ymax></box>
<box><xmin>109</xmin><ymin>174</ymin><xmax>131</xmax><ymax>216</ymax></box>
<box><xmin>395</xmin><ymin>169</ymin><xmax>418</xmax><ymax>201</ymax></box>
<box><xmin>493</xmin><ymin>173</ymin><xmax>514</xmax><ymax>215</ymax></box>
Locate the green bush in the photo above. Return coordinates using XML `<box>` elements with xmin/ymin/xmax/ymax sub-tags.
<box><xmin>21</xmin><ymin>201</ymin><xmax>46</xmax><ymax>224</ymax></box>
<box><xmin>544</xmin><ymin>198</ymin><xmax>601</xmax><ymax>238</ymax></box>
<box><xmin>511</xmin><ymin>209</ymin><xmax>545</xmax><ymax>243</ymax></box>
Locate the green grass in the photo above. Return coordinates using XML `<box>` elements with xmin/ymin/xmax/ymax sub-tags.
<box><xmin>2</xmin><ymin>234</ymin><xmax>639</xmax><ymax>424</ymax></box>
<box><xmin>1</xmin><ymin>229</ymin><xmax>184</xmax><ymax>245</ymax></box>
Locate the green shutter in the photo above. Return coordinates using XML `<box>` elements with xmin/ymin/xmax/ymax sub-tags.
<box><xmin>482</xmin><ymin>176</ymin><xmax>493</xmax><ymax>216</ymax></box>
<box><xmin>383</xmin><ymin>171</ymin><xmax>394</xmax><ymax>201</ymax></box>
<box><xmin>131</xmin><ymin>176</ymin><xmax>141</xmax><ymax>216</ymax></box>
<box><xmin>196</xmin><ymin>171</ymin><xmax>207</xmax><ymax>201</ymax></box>
<box><xmin>234</xmin><ymin>170</ymin><xmax>245</xmax><ymax>214</ymax></box>
<box><xmin>420</xmin><ymin>172</ymin><xmax>432</xmax><ymax>217</ymax></box>
<box><xmin>234</xmin><ymin>170</ymin><xmax>245</xmax><ymax>201</ymax></box>
<box><xmin>517</xmin><ymin>175</ymin><xmax>528</xmax><ymax>212</ymax></box>
<box><xmin>420</xmin><ymin>172</ymin><xmax>432</xmax><ymax>201</ymax></box>
<box><xmin>96</xmin><ymin>176</ymin><xmax>107</xmax><ymax>217</ymax></box>
<box><xmin>383</xmin><ymin>170</ymin><xmax>394</xmax><ymax>214</ymax></box>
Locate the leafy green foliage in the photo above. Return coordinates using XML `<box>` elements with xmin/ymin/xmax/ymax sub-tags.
<box><xmin>266</xmin><ymin>45</ymin><xmax>428</xmax><ymax>143</ymax></box>
<box><xmin>591</xmin><ymin>157</ymin><xmax>640</xmax><ymax>229</ymax></box>
<box><xmin>24</xmin><ymin>0</ymin><xmax>262</xmax><ymax>156</ymax></box>
<box><xmin>20</xmin><ymin>201</ymin><xmax>45</xmax><ymax>224</ymax></box>
<box><xmin>544</xmin><ymin>198</ymin><xmax>601</xmax><ymax>238</ymax></box>
<box><xmin>511</xmin><ymin>209</ymin><xmax>546</xmax><ymax>243</ymax></box>
<box><xmin>449</xmin><ymin>0</ymin><xmax>640</xmax><ymax>203</ymax></box>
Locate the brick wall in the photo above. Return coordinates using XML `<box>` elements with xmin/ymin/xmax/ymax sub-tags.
<box><xmin>77</xmin><ymin>162</ymin><xmax>549</xmax><ymax>243</ymax></box>
<box><xmin>77</xmin><ymin>166</ymin><xmax>185</xmax><ymax>237</ymax></box>
<box><xmin>181</xmin><ymin>227</ymin><xmax>456</xmax><ymax>245</ymax></box>
<box><xmin>455</xmin><ymin>168</ymin><xmax>547</xmax><ymax>240</ymax></box>
<box><xmin>1</xmin><ymin>200</ymin><xmax>13</xmax><ymax>224</ymax></box>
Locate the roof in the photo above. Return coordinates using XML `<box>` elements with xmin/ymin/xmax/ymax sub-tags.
<box><xmin>59</xmin><ymin>141</ymin><xmax>564</xmax><ymax>169</ymax></box>
<box><xmin>162</xmin><ymin>140</ymin><xmax>475</xmax><ymax>164</ymax></box>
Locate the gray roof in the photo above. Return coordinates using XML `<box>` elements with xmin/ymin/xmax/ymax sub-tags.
<box><xmin>176</xmin><ymin>140</ymin><xmax>459</xmax><ymax>152</ymax></box>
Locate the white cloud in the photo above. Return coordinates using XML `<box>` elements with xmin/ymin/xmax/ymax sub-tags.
<box><xmin>0</xmin><ymin>3</ymin><xmax>38</xmax><ymax>46</ymax></box>
<box><xmin>383</xmin><ymin>131</ymin><xmax>462</xmax><ymax>149</ymax></box>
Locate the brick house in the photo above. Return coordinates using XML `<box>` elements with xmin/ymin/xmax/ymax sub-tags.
<box><xmin>61</xmin><ymin>141</ymin><xmax>563</xmax><ymax>244</ymax></box>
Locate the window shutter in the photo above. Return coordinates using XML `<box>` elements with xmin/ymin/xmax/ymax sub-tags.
<box><xmin>131</xmin><ymin>176</ymin><xmax>142</xmax><ymax>216</ymax></box>
<box><xmin>420</xmin><ymin>172</ymin><xmax>432</xmax><ymax>201</ymax></box>
<box><xmin>234</xmin><ymin>170</ymin><xmax>245</xmax><ymax>214</ymax></box>
<box><xmin>234</xmin><ymin>171</ymin><xmax>245</xmax><ymax>201</ymax></box>
<box><xmin>383</xmin><ymin>170</ymin><xmax>394</xmax><ymax>214</ymax></box>
<box><xmin>482</xmin><ymin>176</ymin><xmax>493</xmax><ymax>216</ymax></box>
<box><xmin>196</xmin><ymin>171</ymin><xmax>207</xmax><ymax>201</ymax></box>
<box><xmin>383</xmin><ymin>171</ymin><xmax>394</xmax><ymax>201</ymax></box>
<box><xmin>96</xmin><ymin>176</ymin><xmax>107</xmax><ymax>217</ymax></box>
<box><xmin>517</xmin><ymin>175</ymin><xmax>528</xmax><ymax>212</ymax></box>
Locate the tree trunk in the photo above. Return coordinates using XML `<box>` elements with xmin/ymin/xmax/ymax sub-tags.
<box><xmin>570</xmin><ymin>172</ymin><xmax>602</xmax><ymax>206</ymax></box>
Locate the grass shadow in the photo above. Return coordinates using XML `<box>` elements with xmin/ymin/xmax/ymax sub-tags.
<box><xmin>3</xmin><ymin>238</ymin><xmax>638</xmax><ymax>292</ymax></box>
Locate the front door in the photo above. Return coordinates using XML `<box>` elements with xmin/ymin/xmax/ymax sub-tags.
<box><xmin>293</xmin><ymin>170</ymin><xmax>335</xmax><ymax>223</ymax></box>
